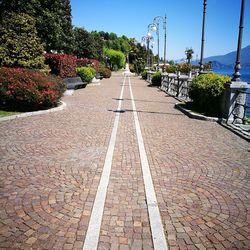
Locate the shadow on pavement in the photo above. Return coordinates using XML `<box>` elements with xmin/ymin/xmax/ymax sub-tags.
<box><xmin>107</xmin><ymin>109</ymin><xmax>184</xmax><ymax>116</ymax></box>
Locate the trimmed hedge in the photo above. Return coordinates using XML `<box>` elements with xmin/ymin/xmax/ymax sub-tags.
<box><xmin>98</xmin><ymin>67</ymin><xmax>111</xmax><ymax>78</ymax></box>
<box><xmin>76</xmin><ymin>67</ymin><xmax>96</xmax><ymax>83</ymax></box>
<box><xmin>45</xmin><ymin>53</ymin><xmax>77</xmax><ymax>78</ymax></box>
<box><xmin>151</xmin><ymin>72</ymin><xmax>162</xmax><ymax>86</ymax></box>
<box><xmin>189</xmin><ymin>73</ymin><xmax>231</xmax><ymax>116</ymax></box>
<box><xmin>0</xmin><ymin>67</ymin><xmax>66</xmax><ymax>111</ymax></box>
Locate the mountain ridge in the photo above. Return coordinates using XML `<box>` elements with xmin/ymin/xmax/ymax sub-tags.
<box><xmin>204</xmin><ymin>45</ymin><xmax>250</xmax><ymax>69</ymax></box>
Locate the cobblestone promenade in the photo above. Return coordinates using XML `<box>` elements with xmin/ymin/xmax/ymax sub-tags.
<box><xmin>0</xmin><ymin>72</ymin><xmax>249</xmax><ymax>249</ymax></box>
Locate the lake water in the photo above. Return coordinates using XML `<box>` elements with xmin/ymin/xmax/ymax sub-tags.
<box><xmin>213</xmin><ymin>68</ymin><xmax>250</xmax><ymax>83</ymax></box>
<box><xmin>213</xmin><ymin>68</ymin><xmax>250</xmax><ymax>118</ymax></box>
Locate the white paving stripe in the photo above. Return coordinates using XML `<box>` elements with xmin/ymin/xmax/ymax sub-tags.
<box><xmin>128</xmin><ymin>76</ymin><xmax>168</xmax><ymax>250</ymax></box>
<box><xmin>83</xmin><ymin>76</ymin><xmax>126</xmax><ymax>250</ymax></box>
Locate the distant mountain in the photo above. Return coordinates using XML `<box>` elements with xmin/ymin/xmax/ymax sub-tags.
<box><xmin>204</xmin><ymin>45</ymin><xmax>250</xmax><ymax>69</ymax></box>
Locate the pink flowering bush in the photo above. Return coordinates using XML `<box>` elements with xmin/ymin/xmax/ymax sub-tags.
<box><xmin>45</xmin><ymin>53</ymin><xmax>77</xmax><ymax>78</ymax></box>
<box><xmin>76</xmin><ymin>58</ymin><xmax>100</xmax><ymax>71</ymax></box>
<box><xmin>0</xmin><ymin>67</ymin><xmax>66</xmax><ymax>111</ymax></box>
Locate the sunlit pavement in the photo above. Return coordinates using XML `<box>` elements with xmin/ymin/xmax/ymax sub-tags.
<box><xmin>0</xmin><ymin>72</ymin><xmax>249</xmax><ymax>249</ymax></box>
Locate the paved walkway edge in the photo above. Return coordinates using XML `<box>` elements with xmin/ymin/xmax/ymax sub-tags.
<box><xmin>83</xmin><ymin>78</ymin><xmax>125</xmax><ymax>250</ymax></box>
<box><xmin>175</xmin><ymin>103</ymin><xmax>220</xmax><ymax>122</ymax></box>
<box><xmin>0</xmin><ymin>101</ymin><xmax>66</xmax><ymax>122</ymax></box>
<box><xmin>129</xmin><ymin>76</ymin><xmax>168</xmax><ymax>250</ymax></box>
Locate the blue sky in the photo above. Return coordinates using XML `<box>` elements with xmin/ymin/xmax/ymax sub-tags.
<box><xmin>71</xmin><ymin>0</ymin><xmax>250</xmax><ymax>60</ymax></box>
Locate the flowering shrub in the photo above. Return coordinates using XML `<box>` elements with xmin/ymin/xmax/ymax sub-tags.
<box><xmin>98</xmin><ymin>67</ymin><xmax>111</xmax><ymax>78</ymax></box>
<box><xmin>76</xmin><ymin>67</ymin><xmax>95</xmax><ymax>83</ymax></box>
<box><xmin>76</xmin><ymin>58</ymin><xmax>100</xmax><ymax>71</ymax></box>
<box><xmin>0</xmin><ymin>67</ymin><xmax>66</xmax><ymax>111</ymax></box>
<box><xmin>177</xmin><ymin>63</ymin><xmax>192</xmax><ymax>74</ymax></box>
<box><xmin>165</xmin><ymin>65</ymin><xmax>178</xmax><ymax>73</ymax></box>
<box><xmin>45</xmin><ymin>53</ymin><xmax>77</xmax><ymax>78</ymax></box>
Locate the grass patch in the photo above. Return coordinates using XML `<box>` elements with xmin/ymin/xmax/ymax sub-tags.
<box><xmin>0</xmin><ymin>110</ymin><xmax>19</xmax><ymax>117</ymax></box>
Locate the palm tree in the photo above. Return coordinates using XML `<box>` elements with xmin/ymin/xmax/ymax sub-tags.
<box><xmin>185</xmin><ymin>48</ymin><xmax>194</xmax><ymax>64</ymax></box>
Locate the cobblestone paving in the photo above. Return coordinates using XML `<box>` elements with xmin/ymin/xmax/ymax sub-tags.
<box><xmin>0</xmin><ymin>72</ymin><xmax>249</xmax><ymax>250</ymax></box>
<box><xmin>0</xmin><ymin>77</ymin><xmax>121</xmax><ymax>249</ymax></box>
<box><xmin>98</xmin><ymin>82</ymin><xmax>153</xmax><ymax>250</ymax></box>
<box><xmin>131</xmin><ymin>77</ymin><xmax>250</xmax><ymax>250</ymax></box>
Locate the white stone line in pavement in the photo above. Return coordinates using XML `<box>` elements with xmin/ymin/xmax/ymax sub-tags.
<box><xmin>128</xmin><ymin>76</ymin><xmax>168</xmax><ymax>250</ymax></box>
<box><xmin>0</xmin><ymin>101</ymin><xmax>66</xmax><ymax>122</ymax></box>
<box><xmin>83</xmin><ymin>76</ymin><xmax>126</xmax><ymax>250</ymax></box>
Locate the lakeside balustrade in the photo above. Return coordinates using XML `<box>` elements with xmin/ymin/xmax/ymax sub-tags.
<box><xmin>145</xmin><ymin>70</ymin><xmax>250</xmax><ymax>125</ymax></box>
<box><xmin>161</xmin><ymin>72</ymin><xmax>192</xmax><ymax>101</ymax></box>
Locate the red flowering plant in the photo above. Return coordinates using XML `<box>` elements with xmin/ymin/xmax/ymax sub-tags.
<box><xmin>45</xmin><ymin>54</ymin><xmax>77</xmax><ymax>78</ymax></box>
<box><xmin>0</xmin><ymin>67</ymin><xmax>66</xmax><ymax>111</ymax></box>
<box><xmin>76</xmin><ymin>58</ymin><xmax>100</xmax><ymax>72</ymax></box>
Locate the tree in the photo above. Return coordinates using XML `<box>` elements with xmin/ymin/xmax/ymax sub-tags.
<box><xmin>73</xmin><ymin>27</ymin><xmax>98</xmax><ymax>58</ymax></box>
<box><xmin>104</xmin><ymin>48</ymin><xmax>125</xmax><ymax>70</ymax></box>
<box><xmin>185</xmin><ymin>48</ymin><xmax>194</xmax><ymax>64</ymax></box>
<box><xmin>0</xmin><ymin>12</ymin><xmax>45</xmax><ymax>69</ymax></box>
<box><xmin>0</xmin><ymin>0</ymin><xmax>74</xmax><ymax>53</ymax></box>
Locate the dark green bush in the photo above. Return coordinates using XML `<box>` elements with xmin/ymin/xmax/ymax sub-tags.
<box><xmin>189</xmin><ymin>73</ymin><xmax>231</xmax><ymax>116</ymax></box>
<box><xmin>151</xmin><ymin>72</ymin><xmax>162</xmax><ymax>86</ymax></box>
<box><xmin>0</xmin><ymin>67</ymin><xmax>66</xmax><ymax>111</ymax></box>
<box><xmin>141</xmin><ymin>71</ymin><xmax>147</xmax><ymax>80</ymax></box>
<box><xmin>0</xmin><ymin>13</ymin><xmax>45</xmax><ymax>69</ymax></box>
<box><xmin>98</xmin><ymin>67</ymin><xmax>112</xmax><ymax>78</ymax></box>
<box><xmin>76</xmin><ymin>67</ymin><xmax>95</xmax><ymax>83</ymax></box>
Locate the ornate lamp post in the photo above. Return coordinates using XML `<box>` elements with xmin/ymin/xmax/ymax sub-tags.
<box><xmin>148</xmin><ymin>16</ymin><xmax>167</xmax><ymax>71</ymax></box>
<box><xmin>141</xmin><ymin>35</ymin><xmax>154</xmax><ymax>69</ymax></box>
<box><xmin>199</xmin><ymin>0</ymin><xmax>207</xmax><ymax>73</ymax></box>
<box><xmin>232</xmin><ymin>0</ymin><xmax>245</xmax><ymax>82</ymax></box>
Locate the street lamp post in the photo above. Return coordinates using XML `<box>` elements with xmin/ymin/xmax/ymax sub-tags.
<box><xmin>232</xmin><ymin>0</ymin><xmax>245</xmax><ymax>82</ymax></box>
<box><xmin>141</xmin><ymin>35</ymin><xmax>154</xmax><ymax>69</ymax></box>
<box><xmin>199</xmin><ymin>0</ymin><xmax>207</xmax><ymax>73</ymax></box>
<box><xmin>148</xmin><ymin>16</ymin><xmax>167</xmax><ymax>72</ymax></box>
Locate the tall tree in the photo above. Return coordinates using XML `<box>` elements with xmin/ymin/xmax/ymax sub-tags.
<box><xmin>0</xmin><ymin>12</ymin><xmax>45</xmax><ymax>68</ymax></box>
<box><xmin>0</xmin><ymin>0</ymin><xmax>74</xmax><ymax>53</ymax></box>
<box><xmin>73</xmin><ymin>27</ymin><xmax>99</xmax><ymax>59</ymax></box>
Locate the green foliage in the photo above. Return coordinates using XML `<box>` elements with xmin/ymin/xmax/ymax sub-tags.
<box><xmin>185</xmin><ymin>48</ymin><xmax>194</xmax><ymax>64</ymax></box>
<box><xmin>0</xmin><ymin>13</ymin><xmax>45</xmax><ymax>69</ymax></box>
<box><xmin>244</xmin><ymin>117</ymin><xmax>250</xmax><ymax>125</ymax></box>
<box><xmin>151</xmin><ymin>72</ymin><xmax>162</xmax><ymax>86</ymax></box>
<box><xmin>73</xmin><ymin>28</ymin><xmax>101</xmax><ymax>59</ymax></box>
<box><xmin>0</xmin><ymin>67</ymin><xmax>66</xmax><ymax>111</ymax></box>
<box><xmin>177</xmin><ymin>63</ymin><xmax>192</xmax><ymax>74</ymax></box>
<box><xmin>168</xmin><ymin>60</ymin><xmax>175</xmax><ymax>65</ymax></box>
<box><xmin>141</xmin><ymin>71</ymin><xmax>147</xmax><ymax>80</ymax></box>
<box><xmin>76</xmin><ymin>67</ymin><xmax>95</xmax><ymax>83</ymax></box>
<box><xmin>98</xmin><ymin>67</ymin><xmax>112</xmax><ymax>78</ymax></box>
<box><xmin>88</xmin><ymin>67</ymin><xmax>96</xmax><ymax>78</ymax></box>
<box><xmin>189</xmin><ymin>73</ymin><xmax>231</xmax><ymax>116</ymax></box>
<box><xmin>0</xmin><ymin>0</ymin><xmax>74</xmax><ymax>53</ymax></box>
<box><xmin>165</xmin><ymin>65</ymin><xmax>178</xmax><ymax>73</ymax></box>
<box><xmin>104</xmin><ymin>48</ymin><xmax>125</xmax><ymax>70</ymax></box>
